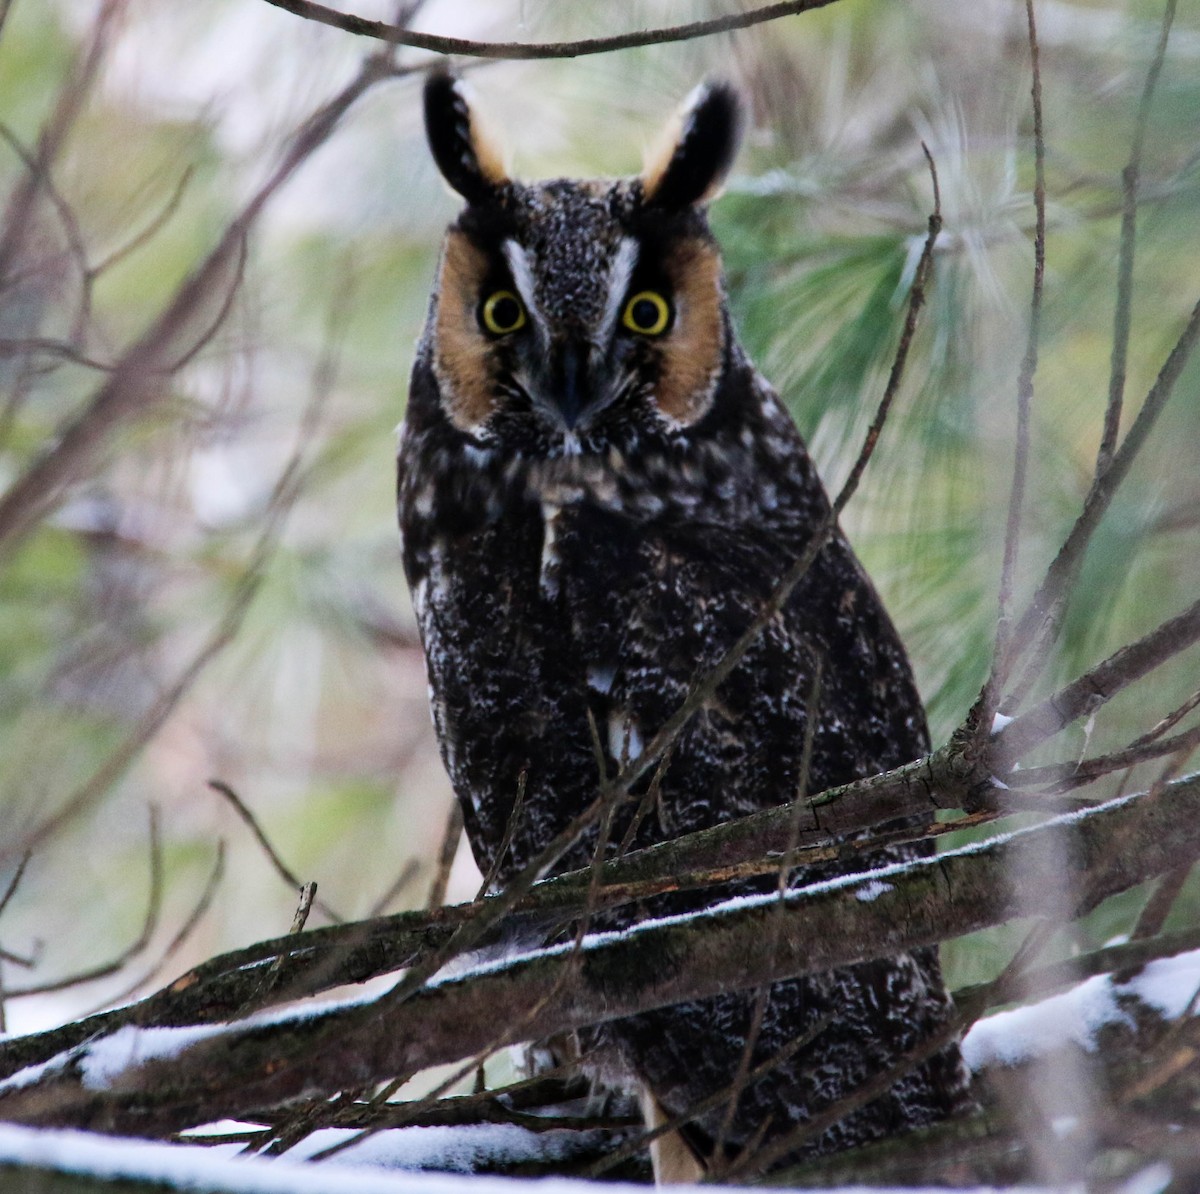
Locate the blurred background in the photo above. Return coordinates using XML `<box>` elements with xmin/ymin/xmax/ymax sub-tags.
<box><xmin>0</xmin><ymin>0</ymin><xmax>1197</xmax><ymax>1035</ymax></box>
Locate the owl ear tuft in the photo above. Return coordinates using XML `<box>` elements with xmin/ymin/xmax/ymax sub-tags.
<box><xmin>424</xmin><ymin>71</ymin><xmax>510</xmax><ymax>205</ymax></box>
<box><xmin>642</xmin><ymin>81</ymin><xmax>744</xmax><ymax>210</ymax></box>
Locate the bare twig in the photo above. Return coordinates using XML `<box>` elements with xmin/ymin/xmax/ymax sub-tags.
<box><xmin>727</xmin><ymin>922</ymin><xmax>1061</xmax><ymax>1180</ymax></box>
<box><xmin>984</xmin><ymin>0</ymin><xmax>1047</xmax><ymax>720</ymax></box>
<box><xmin>207</xmin><ymin>780</ymin><xmax>342</xmax><ymax>924</ymax></box>
<box><xmin>994</xmin><ymin>594</ymin><xmax>1200</xmax><ymax>764</ymax></box>
<box><xmin>0</xmin><ymin>853</ymin><xmax>31</xmax><ymax>922</ymax></box>
<box><xmin>368</xmin><ymin>859</ymin><xmax>421</xmax><ymax>918</ymax></box>
<box><xmin>257</xmin><ymin>0</ymin><xmax>842</xmax><ymax>57</ymax></box>
<box><xmin>91</xmin><ymin>167</ymin><xmax>194</xmax><ymax>278</ymax></box>
<box><xmin>1126</xmin><ymin>687</ymin><xmax>1200</xmax><ymax>754</ymax></box>
<box><xmin>426</xmin><ymin>800</ymin><xmax>463</xmax><ymax>910</ymax></box>
<box><xmin>5</xmin><ymin>807</ymin><xmax>163</xmax><ymax>999</ymax></box>
<box><xmin>476</xmin><ymin>765</ymin><xmax>527</xmax><ymax>899</ymax></box>
<box><xmin>1002</xmin><ymin>289</ymin><xmax>1200</xmax><ymax>687</ymax></box>
<box><xmin>1098</xmin><ymin>0</ymin><xmax>1178</xmax><ymax>473</ymax></box>
<box><xmin>0</xmin><ymin>125</ymin><xmax>94</xmax><ymax>341</ymax></box>
<box><xmin>1005</xmin><ymin>721</ymin><xmax>1200</xmax><ymax>793</ymax></box>
<box><xmin>588</xmin><ymin>1013</ymin><xmax>833</xmax><ymax>1178</ymax></box>
<box><xmin>83</xmin><ymin>843</ymin><xmax>226</xmax><ymax>1014</ymax></box>
<box><xmin>0</xmin><ymin>53</ymin><xmax>399</xmax><ymax>552</ymax></box>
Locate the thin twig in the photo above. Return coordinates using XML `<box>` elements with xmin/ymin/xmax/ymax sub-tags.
<box><xmin>1126</xmin><ymin>687</ymin><xmax>1200</xmax><ymax>754</ymax></box>
<box><xmin>1001</xmin><ymin>288</ymin><xmax>1200</xmax><ymax>693</ymax></box>
<box><xmin>1098</xmin><ymin>0</ymin><xmax>1178</xmax><ymax>474</ymax></box>
<box><xmin>983</xmin><ymin>0</ymin><xmax>1046</xmax><ymax>720</ymax></box>
<box><xmin>207</xmin><ymin>780</ymin><xmax>342</xmax><ymax>924</ymax></box>
<box><xmin>5</xmin><ymin>807</ymin><xmax>163</xmax><ymax>999</ymax></box>
<box><xmin>91</xmin><ymin>167</ymin><xmax>194</xmax><ymax>278</ymax></box>
<box><xmin>257</xmin><ymin>0</ymin><xmax>842</xmax><ymax>57</ymax></box>
<box><xmin>587</xmin><ymin>1014</ymin><xmax>833</xmax><ymax>1178</ymax></box>
<box><xmin>368</xmin><ymin>859</ymin><xmax>421</xmax><ymax>918</ymax></box>
<box><xmin>994</xmin><ymin>595</ymin><xmax>1200</xmax><ymax>765</ymax></box>
<box><xmin>726</xmin><ymin>922</ymin><xmax>1059</xmax><ymax>1181</ymax></box>
<box><xmin>425</xmin><ymin>800</ymin><xmax>463</xmax><ymax>910</ymax></box>
<box><xmin>1005</xmin><ymin>721</ymin><xmax>1200</xmax><ymax>793</ymax></box>
<box><xmin>708</xmin><ymin>657</ymin><xmax>824</xmax><ymax>1171</ymax></box>
<box><xmin>0</xmin><ymin>125</ymin><xmax>94</xmax><ymax>342</ymax></box>
<box><xmin>82</xmin><ymin>842</ymin><xmax>226</xmax><ymax>1015</ymax></box>
<box><xmin>0</xmin><ymin>852</ymin><xmax>31</xmax><ymax>922</ymax></box>
<box><xmin>476</xmin><ymin>766</ymin><xmax>528</xmax><ymax>899</ymax></box>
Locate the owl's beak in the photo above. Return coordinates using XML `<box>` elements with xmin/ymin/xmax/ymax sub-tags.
<box><xmin>537</xmin><ymin>339</ymin><xmax>598</xmax><ymax>432</ymax></box>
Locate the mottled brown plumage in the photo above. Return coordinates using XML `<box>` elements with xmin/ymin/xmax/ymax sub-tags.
<box><xmin>398</xmin><ymin>73</ymin><xmax>970</xmax><ymax>1176</ymax></box>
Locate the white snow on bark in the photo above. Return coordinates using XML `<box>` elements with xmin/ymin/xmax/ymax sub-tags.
<box><xmin>962</xmin><ymin>949</ymin><xmax>1200</xmax><ymax>1071</ymax></box>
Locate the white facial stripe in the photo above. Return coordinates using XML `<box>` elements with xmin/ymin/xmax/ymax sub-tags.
<box><xmin>599</xmin><ymin>237</ymin><xmax>639</xmax><ymax>343</ymax></box>
<box><xmin>502</xmin><ymin>240</ymin><xmax>542</xmax><ymax>325</ymax></box>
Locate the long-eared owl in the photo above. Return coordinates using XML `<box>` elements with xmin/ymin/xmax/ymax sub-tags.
<box><xmin>398</xmin><ymin>73</ymin><xmax>971</xmax><ymax>1178</ymax></box>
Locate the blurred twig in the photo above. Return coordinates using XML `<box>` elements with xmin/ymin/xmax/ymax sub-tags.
<box><xmin>256</xmin><ymin>0</ymin><xmax>842</xmax><ymax>58</ymax></box>
<box><xmin>1099</xmin><ymin>0</ymin><xmax>1178</xmax><ymax>474</ymax></box>
<box><xmin>83</xmin><ymin>842</ymin><xmax>226</xmax><ymax>1015</ymax></box>
<box><xmin>983</xmin><ymin>0</ymin><xmax>1046</xmax><ymax>724</ymax></box>
<box><xmin>5</xmin><ymin>806</ymin><xmax>163</xmax><ymax>999</ymax></box>
<box><xmin>425</xmin><ymin>800</ymin><xmax>462</xmax><ymax>910</ymax></box>
<box><xmin>0</xmin><ymin>51</ymin><xmax>399</xmax><ymax>551</ymax></box>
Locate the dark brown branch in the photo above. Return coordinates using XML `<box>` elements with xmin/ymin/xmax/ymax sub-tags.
<box><xmin>3</xmin><ymin>771</ymin><xmax>1197</xmax><ymax>1136</ymax></box>
<box><xmin>0</xmin><ymin>748</ymin><xmax>997</xmax><ymax>1084</ymax></box>
<box><xmin>257</xmin><ymin>0</ymin><xmax>842</xmax><ymax>57</ymax></box>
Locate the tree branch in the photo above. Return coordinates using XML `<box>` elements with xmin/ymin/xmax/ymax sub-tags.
<box><xmin>3</xmin><ymin>771</ymin><xmax>1197</xmax><ymax>1136</ymax></box>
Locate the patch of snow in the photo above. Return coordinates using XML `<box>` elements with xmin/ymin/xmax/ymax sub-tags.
<box><xmin>0</xmin><ymin>1121</ymin><xmax>649</xmax><ymax>1194</ymax></box>
<box><xmin>285</xmin><ymin>1122</ymin><xmax>613</xmax><ymax>1172</ymax></box>
<box><xmin>991</xmin><ymin>712</ymin><xmax>1015</xmax><ymax>733</ymax></box>
<box><xmin>79</xmin><ymin>1023</ymin><xmax>233</xmax><ymax>1090</ymax></box>
<box><xmin>962</xmin><ymin>973</ymin><xmax>1128</xmax><ymax>1070</ymax></box>
<box><xmin>854</xmin><ymin>880</ymin><xmax>893</xmax><ymax>903</ymax></box>
<box><xmin>0</xmin><ymin>1119</ymin><xmax>1063</xmax><ymax>1193</ymax></box>
<box><xmin>1125</xmin><ymin>949</ymin><xmax>1200</xmax><ymax>1019</ymax></box>
<box><xmin>1117</xmin><ymin>1162</ymin><xmax>1173</xmax><ymax>1194</ymax></box>
<box><xmin>0</xmin><ymin>1053</ymin><xmax>71</xmax><ymax>1094</ymax></box>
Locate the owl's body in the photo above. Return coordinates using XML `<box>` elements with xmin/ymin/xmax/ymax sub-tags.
<box><xmin>399</xmin><ymin>75</ymin><xmax>969</xmax><ymax>1175</ymax></box>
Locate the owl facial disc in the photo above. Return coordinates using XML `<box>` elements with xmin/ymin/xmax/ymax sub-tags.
<box><xmin>422</xmin><ymin>74</ymin><xmax>743</xmax><ymax>452</ymax></box>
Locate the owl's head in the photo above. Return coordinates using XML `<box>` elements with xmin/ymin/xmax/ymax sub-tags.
<box><xmin>419</xmin><ymin>74</ymin><xmax>744</xmax><ymax>457</ymax></box>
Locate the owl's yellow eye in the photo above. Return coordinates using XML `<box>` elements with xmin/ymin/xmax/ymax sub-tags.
<box><xmin>480</xmin><ymin>290</ymin><xmax>526</xmax><ymax>335</ymax></box>
<box><xmin>622</xmin><ymin>291</ymin><xmax>671</xmax><ymax>336</ymax></box>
